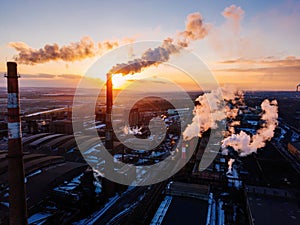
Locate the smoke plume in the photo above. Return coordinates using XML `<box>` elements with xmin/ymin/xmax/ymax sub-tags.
<box><xmin>208</xmin><ymin>4</ymin><xmax>246</xmax><ymax>58</ymax></box>
<box><xmin>9</xmin><ymin>36</ymin><xmax>131</xmax><ymax>65</ymax></box>
<box><xmin>183</xmin><ymin>87</ymin><xmax>242</xmax><ymax>140</ymax></box>
<box><xmin>222</xmin><ymin>4</ymin><xmax>245</xmax><ymax>34</ymax></box>
<box><xmin>108</xmin><ymin>12</ymin><xmax>209</xmax><ymax>75</ymax></box>
<box><xmin>123</xmin><ymin>125</ymin><xmax>142</xmax><ymax>135</ymax></box>
<box><xmin>227</xmin><ymin>158</ymin><xmax>235</xmax><ymax>174</ymax></box>
<box><xmin>176</xmin><ymin>12</ymin><xmax>209</xmax><ymax>47</ymax></box>
<box><xmin>222</xmin><ymin>99</ymin><xmax>278</xmax><ymax>156</ymax></box>
<box><xmin>9</xmin><ymin>12</ymin><xmax>208</xmax><ymax>67</ymax></box>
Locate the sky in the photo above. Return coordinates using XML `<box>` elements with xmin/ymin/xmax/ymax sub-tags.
<box><xmin>0</xmin><ymin>0</ymin><xmax>299</xmax><ymax>91</ymax></box>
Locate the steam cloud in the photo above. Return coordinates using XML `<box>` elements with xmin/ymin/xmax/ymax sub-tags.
<box><xmin>227</xmin><ymin>158</ymin><xmax>235</xmax><ymax>174</ymax></box>
<box><xmin>183</xmin><ymin>88</ymin><xmax>278</xmax><ymax>175</ymax></box>
<box><xmin>222</xmin><ymin>5</ymin><xmax>244</xmax><ymax>21</ymax></box>
<box><xmin>183</xmin><ymin>87</ymin><xmax>243</xmax><ymax>140</ymax></box>
<box><xmin>222</xmin><ymin>99</ymin><xmax>278</xmax><ymax>157</ymax></box>
<box><xmin>183</xmin><ymin>87</ymin><xmax>278</xmax><ymax>156</ymax></box>
<box><xmin>123</xmin><ymin>125</ymin><xmax>142</xmax><ymax>135</ymax></box>
<box><xmin>108</xmin><ymin>12</ymin><xmax>209</xmax><ymax>75</ymax></box>
<box><xmin>9</xmin><ymin>37</ymin><xmax>132</xmax><ymax>65</ymax></box>
<box><xmin>208</xmin><ymin>4</ymin><xmax>246</xmax><ymax>58</ymax></box>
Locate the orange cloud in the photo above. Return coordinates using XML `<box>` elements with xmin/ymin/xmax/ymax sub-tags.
<box><xmin>212</xmin><ymin>56</ymin><xmax>300</xmax><ymax>90</ymax></box>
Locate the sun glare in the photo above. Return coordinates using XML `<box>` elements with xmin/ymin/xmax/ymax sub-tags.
<box><xmin>112</xmin><ymin>74</ymin><xmax>127</xmax><ymax>89</ymax></box>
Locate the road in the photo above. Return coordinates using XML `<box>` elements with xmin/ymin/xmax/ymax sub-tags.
<box><xmin>270</xmin><ymin>140</ymin><xmax>300</xmax><ymax>174</ymax></box>
<box><xmin>85</xmin><ymin>186</ymin><xmax>148</xmax><ymax>225</ymax></box>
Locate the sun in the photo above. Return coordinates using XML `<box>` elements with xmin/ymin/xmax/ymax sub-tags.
<box><xmin>112</xmin><ymin>74</ymin><xmax>127</xmax><ymax>89</ymax></box>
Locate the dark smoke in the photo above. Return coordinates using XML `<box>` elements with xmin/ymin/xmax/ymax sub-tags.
<box><xmin>9</xmin><ymin>12</ymin><xmax>208</xmax><ymax>67</ymax></box>
<box><xmin>108</xmin><ymin>38</ymin><xmax>180</xmax><ymax>75</ymax></box>
<box><xmin>9</xmin><ymin>37</ymin><xmax>129</xmax><ymax>65</ymax></box>
<box><xmin>108</xmin><ymin>12</ymin><xmax>209</xmax><ymax>75</ymax></box>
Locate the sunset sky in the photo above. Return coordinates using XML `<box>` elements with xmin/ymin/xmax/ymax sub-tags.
<box><xmin>0</xmin><ymin>0</ymin><xmax>299</xmax><ymax>91</ymax></box>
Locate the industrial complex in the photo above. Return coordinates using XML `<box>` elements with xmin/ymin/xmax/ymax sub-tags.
<box><xmin>0</xmin><ymin>63</ymin><xmax>300</xmax><ymax>225</ymax></box>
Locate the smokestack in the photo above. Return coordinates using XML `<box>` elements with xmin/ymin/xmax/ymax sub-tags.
<box><xmin>102</xmin><ymin>73</ymin><xmax>117</xmax><ymax>196</ymax></box>
<box><xmin>5</xmin><ymin>62</ymin><xmax>28</xmax><ymax>225</ymax></box>
<box><xmin>105</xmin><ymin>73</ymin><xmax>113</xmax><ymax>153</ymax></box>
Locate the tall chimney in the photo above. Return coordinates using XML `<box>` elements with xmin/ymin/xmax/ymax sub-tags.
<box><xmin>105</xmin><ymin>73</ymin><xmax>113</xmax><ymax>153</ymax></box>
<box><xmin>6</xmin><ymin>62</ymin><xmax>28</xmax><ymax>225</ymax></box>
<box><xmin>102</xmin><ymin>73</ymin><xmax>116</xmax><ymax>196</ymax></box>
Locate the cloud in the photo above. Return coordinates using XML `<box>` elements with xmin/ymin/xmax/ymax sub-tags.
<box><xmin>20</xmin><ymin>73</ymin><xmax>57</xmax><ymax>79</ymax></box>
<box><xmin>218</xmin><ymin>56</ymin><xmax>300</xmax><ymax>66</ymax></box>
<box><xmin>217</xmin><ymin>63</ymin><xmax>300</xmax><ymax>72</ymax></box>
<box><xmin>57</xmin><ymin>74</ymin><xmax>82</xmax><ymax>79</ymax></box>
<box><xmin>9</xmin><ymin>73</ymin><xmax>82</xmax><ymax>80</ymax></box>
<box><xmin>216</xmin><ymin>56</ymin><xmax>300</xmax><ymax>79</ymax></box>
<box><xmin>212</xmin><ymin>56</ymin><xmax>300</xmax><ymax>90</ymax></box>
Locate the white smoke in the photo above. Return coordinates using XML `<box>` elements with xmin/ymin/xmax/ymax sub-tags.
<box><xmin>123</xmin><ymin>125</ymin><xmax>142</xmax><ymax>135</ymax></box>
<box><xmin>176</xmin><ymin>12</ymin><xmax>210</xmax><ymax>47</ymax></box>
<box><xmin>222</xmin><ymin>99</ymin><xmax>278</xmax><ymax>156</ymax></box>
<box><xmin>222</xmin><ymin>4</ymin><xmax>245</xmax><ymax>34</ymax></box>
<box><xmin>208</xmin><ymin>4</ymin><xmax>246</xmax><ymax>58</ymax></box>
<box><xmin>183</xmin><ymin>87</ymin><xmax>278</xmax><ymax>162</ymax></box>
<box><xmin>227</xmin><ymin>158</ymin><xmax>235</xmax><ymax>174</ymax></box>
<box><xmin>183</xmin><ymin>87</ymin><xmax>242</xmax><ymax>140</ymax></box>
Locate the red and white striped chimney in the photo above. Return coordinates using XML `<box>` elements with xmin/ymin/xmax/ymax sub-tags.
<box><xmin>6</xmin><ymin>62</ymin><xmax>28</xmax><ymax>225</ymax></box>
